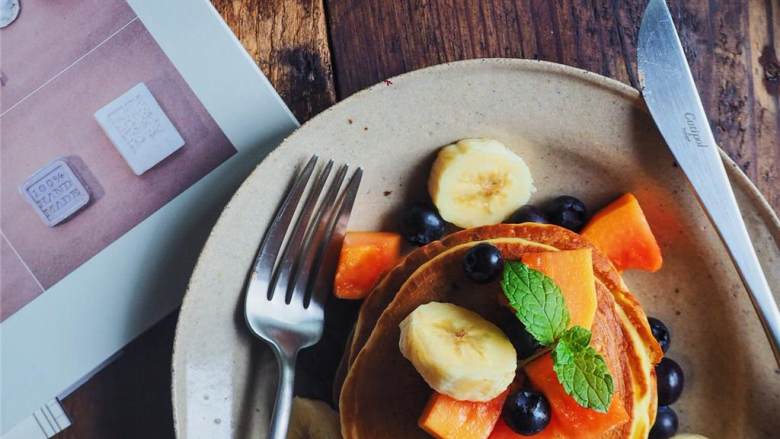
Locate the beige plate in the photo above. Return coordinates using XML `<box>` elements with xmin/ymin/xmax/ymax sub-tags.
<box><xmin>172</xmin><ymin>59</ymin><xmax>780</xmax><ymax>438</ymax></box>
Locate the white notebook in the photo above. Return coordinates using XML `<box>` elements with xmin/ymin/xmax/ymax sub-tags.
<box><xmin>0</xmin><ymin>0</ymin><xmax>298</xmax><ymax>436</ymax></box>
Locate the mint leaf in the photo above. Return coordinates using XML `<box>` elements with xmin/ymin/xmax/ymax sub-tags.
<box><xmin>552</xmin><ymin>326</ymin><xmax>614</xmax><ymax>412</ymax></box>
<box><xmin>501</xmin><ymin>261</ymin><xmax>569</xmax><ymax>346</ymax></box>
<box><xmin>558</xmin><ymin>325</ymin><xmax>591</xmax><ymax>351</ymax></box>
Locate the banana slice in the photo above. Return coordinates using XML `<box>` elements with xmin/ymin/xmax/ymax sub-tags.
<box><xmin>287</xmin><ymin>397</ymin><xmax>342</xmax><ymax>439</ymax></box>
<box><xmin>428</xmin><ymin>138</ymin><xmax>535</xmax><ymax>228</ymax></box>
<box><xmin>399</xmin><ymin>302</ymin><xmax>517</xmax><ymax>401</ymax></box>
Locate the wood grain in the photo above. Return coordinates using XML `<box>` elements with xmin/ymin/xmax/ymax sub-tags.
<box><xmin>748</xmin><ymin>0</ymin><xmax>779</xmax><ymax>209</ymax></box>
<box><xmin>326</xmin><ymin>0</ymin><xmax>780</xmax><ymax>212</ymax></box>
<box><xmin>56</xmin><ymin>1</ymin><xmax>777</xmax><ymax>437</ymax></box>
<box><xmin>211</xmin><ymin>0</ymin><xmax>336</xmax><ymax>121</ymax></box>
<box><xmin>59</xmin><ymin>314</ymin><xmax>178</xmax><ymax>439</ymax></box>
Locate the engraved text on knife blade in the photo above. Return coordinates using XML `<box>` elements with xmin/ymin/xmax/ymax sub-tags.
<box><xmin>683</xmin><ymin>113</ymin><xmax>708</xmax><ymax>148</ymax></box>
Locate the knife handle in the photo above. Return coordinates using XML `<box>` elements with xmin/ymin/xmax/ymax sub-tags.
<box><xmin>733</xmin><ymin>248</ymin><xmax>780</xmax><ymax>365</ymax></box>
<box><xmin>718</xmin><ymin>216</ymin><xmax>780</xmax><ymax>365</ymax></box>
<box><xmin>695</xmin><ymin>160</ymin><xmax>780</xmax><ymax>365</ymax></box>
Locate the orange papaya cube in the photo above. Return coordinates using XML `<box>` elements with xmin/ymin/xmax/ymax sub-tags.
<box><xmin>420</xmin><ymin>390</ymin><xmax>509</xmax><ymax>439</ymax></box>
<box><xmin>581</xmin><ymin>193</ymin><xmax>662</xmax><ymax>272</ymax></box>
<box><xmin>521</xmin><ymin>249</ymin><xmax>597</xmax><ymax>330</ymax></box>
<box><xmin>488</xmin><ymin>417</ymin><xmax>566</xmax><ymax>439</ymax></box>
<box><xmin>333</xmin><ymin>232</ymin><xmax>401</xmax><ymax>299</ymax></box>
<box><xmin>525</xmin><ymin>354</ymin><xmax>628</xmax><ymax>439</ymax></box>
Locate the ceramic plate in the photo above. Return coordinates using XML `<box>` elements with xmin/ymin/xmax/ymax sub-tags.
<box><xmin>172</xmin><ymin>59</ymin><xmax>780</xmax><ymax>438</ymax></box>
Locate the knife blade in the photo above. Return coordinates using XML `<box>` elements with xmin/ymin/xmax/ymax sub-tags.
<box><xmin>638</xmin><ymin>0</ymin><xmax>780</xmax><ymax>365</ymax></box>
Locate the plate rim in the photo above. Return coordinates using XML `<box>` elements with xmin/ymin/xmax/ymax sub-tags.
<box><xmin>170</xmin><ymin>58</ymin><xmax>780</xmax><ymax>437</ymax></box>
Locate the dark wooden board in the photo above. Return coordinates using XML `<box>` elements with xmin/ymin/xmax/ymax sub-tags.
<box><xmin>57</xmin><ymin>1</ymin><xmax>777</xmax><ymax>437</ymax></box>
<box><xmin>210</xmin><ymin>0</ymin><xmax>336</xmax><ymax>121</ymax></box>
<box><xmin>326</xmin><ymin>0</ymin><xmax>779</xmax><ymax>211</ymax></box>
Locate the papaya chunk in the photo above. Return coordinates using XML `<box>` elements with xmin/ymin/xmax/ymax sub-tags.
<box><xmin>420</xmin><ymin>390</ymin><xmax>509</xmax><ymax>439</ymax></box>
<box><xmin>581</xmin><ymin>193</ymin><xmax>663</xmax><ymax>272</ymax></box>
<box><xmin>521</xmin><ymin>249</ymin><xmax>597</xmax><ymax>330</ymax></box>
<box><xmin>334</xmin><ymin>232</ymin><xmax>401</xmax><ymax>299</ymax></box>
<box><xmin>524</xmin><ymin>354</ymin><xmax>628</xmax><ymax>439</ymax></box>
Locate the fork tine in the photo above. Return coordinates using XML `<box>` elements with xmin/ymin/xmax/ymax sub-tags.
<box><xmin>287</xmin><ymin>164</ymin><xmax>349</xmax><ymax>307</ymax></box>
<box><xmin>270</xmin><ymin>160</ymin><xmax>334</xmax><ymax>301</ymax></box>
<box><xmin>306</xmin><ymin>167</ymin><xmax>363</xmax><ymax>311</ymax></box>
<box><xmin>243</xmin><ymin>161</ymin><xmax>362</xmax><ymax>439</ymax></box>
<box><xmin>253</xmin><ymin>156</ymin><xmax>317</xmax><ymax>286</ymax></box>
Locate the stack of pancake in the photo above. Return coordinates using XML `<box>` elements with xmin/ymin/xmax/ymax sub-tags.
<box><xmin>334</xmin><ymin>223</ymin><xmax>663</xmax><ymax>439</ymax></box>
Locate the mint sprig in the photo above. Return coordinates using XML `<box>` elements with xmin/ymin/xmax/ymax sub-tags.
<box><xmin>553</xmin><ymin>327</ymin><xmax>614</xmax><ymax>412</ymax></box>
<box><xmin>501</xmin><ymin>261</ymin><xmax>569</xmax><ymax>346</ymax></box>
<box><xmin>501</xmin><ymin>261</ymin><xmax>614</xmax><ymax>412</ymax></box>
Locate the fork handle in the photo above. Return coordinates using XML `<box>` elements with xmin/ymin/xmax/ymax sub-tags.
<box><xmin>269</xmin><ymin>351</ymin><xmax>296</xmax><ymax>439</ymax></box>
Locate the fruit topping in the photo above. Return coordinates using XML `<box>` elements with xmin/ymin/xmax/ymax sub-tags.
<box><xmin>649</xmin><ymin>406</ymin><xmax>679</xmax><ymax>439</ymax></box>
<box><xmin>419</xmin><ymin>390</ymin><xmax>509</xmax><ymax>439</ymax></box>
<box><xmin>525</xmin><ymin>354</ymin><xmax>628</xmax><ymax>438</ymax></box>
<box><xmin>401</xmin><ymin>204</ymin><xmax>446</xmax><ymax>245</ymax></box>
<box><xmin>648</xmin><ymin>317</ymin><xmax>671</xmax><ymax>353</ymax></box>
<box><xmin>501</xmin><ymin>262</ymin><xmax>614</xmax><ymax>413</ymax></box>
<box><xmin>501</xmin><ymin>389</ymin><xmax>552</xmax><ymax>435</ymax></box>
<box><xmin>333</xmin><ymin>232</ymin><xmax>401</xmax><ymax>299</ymax></box>
<box><xmin>656</xmin><ymin>358</ymin><xmax>684</xmax><ymax>405</ymax></box>
<box><xmin>464</xmin><ymin>243</ymin><xmax>504</xmax><ymax>284</ymax></box>
<box><xmin>501</xmin><ymin>261</ymin><xmax>570</xmax><ymax>347</ymax></box>
<box><xmin>508</xmin><ymin>205</ymin><xmax>549</xmax><ymax>224</ymax></box>
<box><xmin>428</xmin><ymin>138</ymin><xmax>535</xmax><ymax>228</ymax></box>
<box><xmin>545</xmin><ymin>196</ymin><xmax>587</xmax><ymax>232</ymax></box>
<box><xmin>581</xmin><ymin>193</ymin><xmax>663</xmax><ymax>272</ymax></box>
<box><xmin>399</xmin><ymin>302</ymin><xmax>517</xmax><ymax>401</ymax></box>
<box><xmin>520</xmin><ymin>249</ymin><xmax>598</xmax><ymax>330</ymax></box>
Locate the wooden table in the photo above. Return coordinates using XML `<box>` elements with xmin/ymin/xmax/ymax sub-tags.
<box><xmin>59</xmin><ymin>1</ymin><xmax>778</xmax><ymax>437</ymax></box>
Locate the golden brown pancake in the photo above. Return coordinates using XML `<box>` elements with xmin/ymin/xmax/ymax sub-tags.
<box><xmin>338</xmin><ymin>224</ymin><xmax>661</xmax><ymax>439</ymax></box>
<box><xmin>334</xmin><ymin>223</ymin><xmax>618</xmax><ymax>396</ymax></box>
<box><xmin>346</xmin><ymin>224</ymin><xmax>631</xmax><ymax>367</ymax></box>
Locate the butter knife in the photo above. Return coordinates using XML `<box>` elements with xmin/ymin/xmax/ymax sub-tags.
<box><xmin>638</xmin><ymin>0</ymin><xmax>780</xmax><ymax>365</ymax></box>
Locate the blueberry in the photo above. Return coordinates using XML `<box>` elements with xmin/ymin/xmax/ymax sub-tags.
<box><xmin>502</xmin><ymin>389</ymin><xmax>551</xmax><ymax>435</ymax></box>
<box><xmin>546</xmin><ymin>196</ymin><xmax>588</xmax><ymax>232</ymax></box>
<box><xmin>649</xmin><ymin>406</ymin><xmax>678</xmax><ymax>439</ymax></box>
<box><xmin>648</xmin><ymin>317</ymin><xmax>671</xmax><ymax>353</ymax></box>
<box><xmin>508</xmin><ymin>205</ymin><xmax>549</xmax><ymax>224</ymax></box>
<box><xmin>463</xmin><ymin>243</ymin><xmax>504</xmax><ymax>283</ymax></box>
<box><xmin>497</xmin><ymin>314</ymin><xmax>543</xmax><ymax>360</ymax></box>
<box><xmin>656</xmin><ymin>357</ymin><xmax>684</xmax><ymax>405</ymax></box>
<box><xmin>400</xmin><ymin>204</ymin><xmax>445</xmax><ymax>245</ymax></box>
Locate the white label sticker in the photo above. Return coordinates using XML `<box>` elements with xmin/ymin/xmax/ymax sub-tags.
<box><xmin>20</xmin><ymin>159</ymin><xmax>90</xmax><ymax>227</ymax></box>
<box><xmin>94</xmin><ymin>82</ymin><xmax>185</xmax><ymax>175</ymax></box>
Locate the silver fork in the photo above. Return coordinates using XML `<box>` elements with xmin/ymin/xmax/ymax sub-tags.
<box><xmin>244</xmin><ymin>156</ymin><xmax>362</xmax><ymax>439</ymax></box>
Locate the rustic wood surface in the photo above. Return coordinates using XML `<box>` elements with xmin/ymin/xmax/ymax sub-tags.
<box><xmin>59</xmin><ymin>0</ymin><xmax>778</xmax><ymax>437</ymax></box>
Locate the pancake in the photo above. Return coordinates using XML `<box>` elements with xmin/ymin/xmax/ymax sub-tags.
<box><xmin>334</xmin><ymin>223</ymin><xmax>624</xmax><ymax>397</ymax></box>
<box><xmin>339</xmin><ymin>224</ymin><xmax>662</xmax><ymax>438</ymax></box>
<box><xmin>346</xmin><ymin>224</ymin><xmax>630</xmax><ymax>366</ymax></box>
